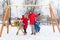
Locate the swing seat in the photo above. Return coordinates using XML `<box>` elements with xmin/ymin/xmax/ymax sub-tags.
<box><xmin>11</xmin><ymin>20</ymin><xmax>20</xmax><ymax>27</ymax></box>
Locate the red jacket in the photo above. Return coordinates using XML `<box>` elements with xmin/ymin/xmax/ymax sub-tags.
<box><xmin>28</xmin><ymin>12</ymin><xmax>38</xmax><ymax>24</ymax></box>
<box><xmin>18</xmin><ymin>15</ymin><xmax>28</xmax><ymax>29</ymax></box>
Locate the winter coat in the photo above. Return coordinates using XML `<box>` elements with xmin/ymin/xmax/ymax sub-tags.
<box><xmin>22</xmin><ymin>18</ymin><xmax>28</xmax><ymax>29</ymax></box>
<box><xmin>18</xmin><ymin>15</ymin><xmax>28</xmax><ymax>29</ymax></box>
<box><xmin>28</xmin><ymin>12</ymin><xmax>38</xmax><ymax>24</ymax></box>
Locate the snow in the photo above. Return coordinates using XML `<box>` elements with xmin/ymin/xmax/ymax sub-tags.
<box><xmin>0</xmin><ymin>0</ymin><xmax>60</xmax><ymax>40</ymax></box>
<box><xmin>0</xmin><ymin>24</ymin><xmax>60</xmax><ymax>40</ymax></box>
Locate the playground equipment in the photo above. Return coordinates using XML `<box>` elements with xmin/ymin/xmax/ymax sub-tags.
<box><xmin>16</xmin><ymin>21</ymin><xmax>24</xmax><ymax>35</ymax></box>
<box><xmin>0</xmin><ymin>4</ymin><xmax>60</xmax><ymax>37</ymax></box>
<box><xmin>49</xmin><ymin>4</ymin><xmax>60</xmax><ymax>32</ymax></box>
<box><xmin>11</xmin><ymin>19</ymin><xmax>24</xmax><ymax>35</ymax></box>
<box><xmin>11</xmin><ymin>19</ymin><xmax>20</xmax><ymax>27</ymax></box>
<box><xmin>0</xmin><ymin>6</ymin><xmax>10</xmax><ymax>37</ymax></box>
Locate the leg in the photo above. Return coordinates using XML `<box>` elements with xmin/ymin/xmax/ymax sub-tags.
<box><xmin>16</xmin><ymin>27</ymin><xmax>20</xmax><ymax>35</ymax></box>
<box><xmin>31</xmin><ymin>25</ymin><xmax>36</xmax><ymax>35</ymax></box>
<box><xmin>16</xmin><ymin>22</ymin><xmax>23</xmax><ymax>35</ymax></box>
<box><xmin>24</xmin><ymin>29</ymin><xmax>27</xmax><ymax>35</ymax></box>
<box><xmin>16</xmin><ymin>26</ymin><xmax>22</xmax><ymax>35</ymax></box>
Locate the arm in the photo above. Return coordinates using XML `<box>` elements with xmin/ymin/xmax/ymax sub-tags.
<box><xmin>17</xmin><ymin>18</ymin><xmax>21</xmax><ymax>20</ymax></box>
<box><xmin>17</xmin><ymin>18</ymin><xmax>23</xmax><ymax>20</ymax></box>
<box><xmin>35</xmin><ymin>13</ymin><xmax>40</xmax><ymax>17</ymax></box>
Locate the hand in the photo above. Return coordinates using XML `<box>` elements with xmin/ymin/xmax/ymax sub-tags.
<box><xmin>17</xmin><ymin>18</ymin><xmax>19</xmax><ymax>20</ymax></box>
<box><xmin>38</xmin><ymin>13</ymin><xmax>40</xmax><ymax>15</ymax></box>
<box><xmin>17</xmin><ymin>18</ymin><xmax>21</xmax><ymax>20</ymax></box>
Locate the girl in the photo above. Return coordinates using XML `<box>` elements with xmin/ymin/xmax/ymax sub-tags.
<box><xmin>18</xmin><ymin>14</ymin><xmax>29</xmax><ymax>35</ymax></box>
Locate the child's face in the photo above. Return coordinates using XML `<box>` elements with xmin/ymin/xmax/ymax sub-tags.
<box><xmin>30</xmin><ymin>12</ymin><xmax>33</xmax><ymax>14</ymax></box>
<box><xmin>24</xmin><ymin>14</ymin><xmax>28</xmax><ymax>18</ymax></box>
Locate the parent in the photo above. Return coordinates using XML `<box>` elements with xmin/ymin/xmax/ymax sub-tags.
<box><xmin>28</xmin><ymin>11</ymin><xmax>40</xmax><ymax>35</ymax></box>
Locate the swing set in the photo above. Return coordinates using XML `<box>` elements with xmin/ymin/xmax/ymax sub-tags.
<box><xmin>0</xmin><ymin>3</ymin><xmax>60</xmax><ymax>37</ymax></box>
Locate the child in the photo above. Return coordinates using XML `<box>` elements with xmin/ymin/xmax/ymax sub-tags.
<box><xmin>34</xmin><ymin>21</ymin><xmax>40</xmax><ymax>32</ymax></box>
<box><xmin>35</xmin><ymin>13</ymin><xmax>41</xmax><ymax>32</ymax></box>
<box><xmin>18</xmin><ymin>14</ymin><xmax>29</xmax><ymax>35</ymax></box>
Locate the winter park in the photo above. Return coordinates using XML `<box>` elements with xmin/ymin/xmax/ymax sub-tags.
<box><xmin>0</xmin><ymin>0</ymin><xmax>60</xmax><ymax>40</ymax></box>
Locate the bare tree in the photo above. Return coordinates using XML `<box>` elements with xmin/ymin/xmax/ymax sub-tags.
<box><xmin>1</xmin><ymin>0</ymin><xmax>11</xmax><ymax>24</ymax></box>
<box><xmin>25</xmin><ymin>0</ymin><xmax>38</xmax><ymax>13</ymax></box>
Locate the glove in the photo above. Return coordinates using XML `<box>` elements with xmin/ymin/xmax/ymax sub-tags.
<box><xmin>38</xmin><ymin>13</ymin><xmax>40</xmax><ymax>15</ymax></box>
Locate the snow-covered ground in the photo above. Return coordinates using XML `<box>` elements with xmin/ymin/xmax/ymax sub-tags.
<box><xmin>0</xmin><ymin>0</ymin><xmax>60</xmax><ymax>40</ymax></box>
<box><xmin>0</xmin><ymin>24</ymin><xmax>60</xmax><ymax>40</ymax></box>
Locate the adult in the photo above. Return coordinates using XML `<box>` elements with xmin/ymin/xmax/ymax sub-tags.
<box><xmin>28</xmin><ymin>11</ymin><xmax>40</xmax><ymax>35</ymax></box>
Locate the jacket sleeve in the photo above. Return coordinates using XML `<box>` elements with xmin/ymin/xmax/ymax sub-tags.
<box><xmin>34</xmin><ymin>13</ymin><xmax>39</xmax><ymax>17</ymax></box>
<box><xmin>18</xmin><ymin>18</ymin><xmax>23</xmax><ymax>20</ymax></box>
<box><xmin>28</xmin><ymin>14</ymin><xmax>30</xmax><ymax>19</ymax></box>
<box><xmin>17</xmin><ymin>18</ymin><xmax>21</xmax><ymax>20</ymax></box>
